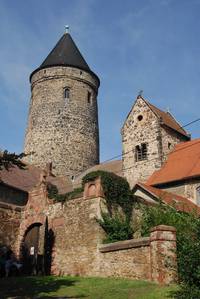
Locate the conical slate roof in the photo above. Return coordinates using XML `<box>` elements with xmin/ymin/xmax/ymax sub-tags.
<box><xmin>40</xmin><ymin>33</ymin><xmax>90</xmax><ymax>71</ymax></box>
<box><xmin>30</xmin><ymin>33</ymin><xmax>99</xmax><ymax>84</ymax></box>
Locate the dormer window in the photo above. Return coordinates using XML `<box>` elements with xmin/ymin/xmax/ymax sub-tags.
<box><xmin>135</xmin><ymin>143</ymin><xmax>148</xmax><ymax>162</ymax></box>
<box><xmin>64</xmin><ymin>88</ymin><xmax>70</xmax><ymax>100</ymax></box>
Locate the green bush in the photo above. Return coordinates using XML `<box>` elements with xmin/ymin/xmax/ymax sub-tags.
<box><xmin>141</xmin><ymin>202</ymin><xmax>200</xmax><ymax>298</ymax></box>
<box><xmin>97</xmin><ymin>212</ymin><xmax>133</xmax><ymax>243</ymax></box>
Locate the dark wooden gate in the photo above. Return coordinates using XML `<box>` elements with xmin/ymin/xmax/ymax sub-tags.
<box><xmin>22</xmin><ymin>223</ymin><xmax>44</xmax><ymax>275</ymax></box>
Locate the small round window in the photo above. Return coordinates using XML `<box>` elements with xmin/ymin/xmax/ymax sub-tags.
<box><xmin>137</xmin><ymin>115</ymin><xmax>143</xmax><ymax>121</ymax></box>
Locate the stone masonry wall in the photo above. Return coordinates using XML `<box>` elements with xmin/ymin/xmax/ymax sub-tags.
<box><xmin>24</xmin><ymin>66</ymin><xmax>100</xmax><ymax>177</ymax></box>
<box><xmin>98</xmin><ymin>225</ymin><xmax>177</xmax><ymax>284</ymax></box>
<box><xmin>161</xmin><ymin>125</ymin><xmax>187</xmax><ymax>162</ymax></box>
<box><xmin>15</xmin><ymin>181</ymin><xmax>177</xmax><ymax>284</ymax></box>
<box><xmin>0</xmin><ymin>202</ymin><xmax>23</xmax><ymax>252</ymax></box>
<box><xmin>161</xmin><ymin>178</ymin><xmax>200</xmax><ymax>205</ymax></box>
<box><xmin>122</xmin><ymin>97</ymin><xmax>163</xmax><ymax>187</ymax></box>
<box><xmin>51</xmin><ymin>196</ymin><xmax>105</xmax><ymax>276</ymax></box>
<box><xmin>122</xmin><ymin>97</ymin><xmax>188</xmax><ymax>187</ymax></box>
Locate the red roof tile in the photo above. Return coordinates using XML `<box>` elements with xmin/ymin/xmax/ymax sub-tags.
<box><xmin>137</xmin><ymin>182</ymin><xmax>200</xmax><ymax>214</ymax></box>
<box><xmin>0</xmin><ymin>164</ymin><xmax>72</xmax><ymax>194</ymax></box>
<box><xmin>145</xmin><ymin>100</ymin><xmax>190</xmax><ymax>139</ymax></box>
<box><xmin>146</xmin><ymin>138</ymin><xmax>200</xmax><ymax>186</ymax></box>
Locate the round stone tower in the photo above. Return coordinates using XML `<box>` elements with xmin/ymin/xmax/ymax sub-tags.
<box><xmin>24</xmin><ymin>32</ymin><xmax>100</xmax><ymax>177</ymax></box>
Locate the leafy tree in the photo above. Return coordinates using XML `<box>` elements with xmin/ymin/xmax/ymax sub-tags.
<box><xmin>0</xmin><ymin>150</ymin><xmax>26</xmax><ymax>170</ymax></box>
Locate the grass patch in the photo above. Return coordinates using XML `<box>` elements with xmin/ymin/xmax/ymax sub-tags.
<box><xmin>0</xmin><ymin>276</ymin><xmax>177</xmax><ymax>299</ymax></box>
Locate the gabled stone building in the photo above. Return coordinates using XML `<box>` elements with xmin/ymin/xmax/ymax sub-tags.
<box><xmin>121</xmin><ymin>96</ymin><xmax>190</xmax><ymax>187</ymax></box>
<box><xmin>1</xmin><ymin>30</ymin><xmax>200</xmax><ymax>284</ymax></box>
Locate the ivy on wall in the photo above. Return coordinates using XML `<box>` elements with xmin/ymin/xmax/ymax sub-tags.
<box><xmin>47</xmin><ymin>170</ymin><xmax>135</xmax><ymax>243</ymax></box>
<box><xmin>82</xmin><ymin>170</ymin><xmax>135</xmax><ymax>243</ymax></box>
<box><xmin>47</xmin><ymin>183</ymin><xmax>83</xmax><ymax>203</ymax></box>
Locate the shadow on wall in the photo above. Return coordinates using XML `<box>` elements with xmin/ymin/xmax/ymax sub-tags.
<box><xmin>20</xmin><ymin>217</ymin><xmax>55</xmax><ymax>275</ymax></box>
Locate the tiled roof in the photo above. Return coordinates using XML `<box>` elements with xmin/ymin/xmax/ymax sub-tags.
<box><xmin>145</xmin><ymin>99</ymin><xmax>190</xmax><ymax>139</ymax></box>
<box><xmin>137</xmin><ymin>182</ymin><xmax>200</xmax><ymax>214</ymax></box>
<box><xmin>0</xmin><ymin>164</ymin><xmax>72</xmax><ymax>194</ymax></box>
<box><xmin>73</xmin><ymin>160</ymin><xmax>123</xmax><ymax>187</ymax></box>
<box><xmin>147</xmin><ymin>138</ymin><xmax>200</xmax><ymax>186</ymax></box>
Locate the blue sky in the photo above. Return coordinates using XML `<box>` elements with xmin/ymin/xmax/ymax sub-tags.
<box><xmin>0</xmin><ymin>0</ymin><xmax>200</xmax><ymax>162</ymax></box>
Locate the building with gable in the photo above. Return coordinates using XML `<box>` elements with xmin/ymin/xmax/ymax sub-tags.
<box><xmin>1</xmin><ymin>30</ymin><xmax>200</xmax><ymax>284</ymax></box>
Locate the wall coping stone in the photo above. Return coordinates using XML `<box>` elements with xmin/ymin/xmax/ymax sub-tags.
<box><xmin>150</xmin><ymin>225</ymin><xmax>176</xmax><ymax>232</ymax></box>
<box><xmin>99</xmin><ymin>237</ymin><xmax>150</xmax><ymax>253</ymax></box>
<box><xmin>0</xmin><ymin>201</ymin><xmax>24</xmax><ymax>212</ymax></box>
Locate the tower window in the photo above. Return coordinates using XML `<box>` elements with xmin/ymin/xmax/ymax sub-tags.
<box><xmin>137</xmin><ymin>115</ymin><xmax>143</xmax><ymax>121</ymax></box>
<box><xmin>87</xmin><ymin>91</ymin><xmax>92</xmax><ymax>104</ymax></box>
<box><xmin>135</xmin><ymin>143</ymin><xmax>148</xmax><ymax>162</ymax></box>
<box><xmin>64</xmin><ymin>88</ymin><xmax>70</xmax><ymax>100</ymax></box>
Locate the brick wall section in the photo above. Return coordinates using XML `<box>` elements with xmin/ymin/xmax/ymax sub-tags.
<box><xmin>0</xmin><ymin>202</ymin><xmax>23</xmax><ymax>252</ymax></box>
<box><xmin>150</xmin><ymin>225</ymin><xmax>177</xmax><ymax>284</ymax></box>
<box><xmin>24</xmin><ymin>66</ymin><xmax>99</xmax><ymax>177</ymax></box>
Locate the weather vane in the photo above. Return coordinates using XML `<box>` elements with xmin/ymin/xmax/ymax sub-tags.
<box><xmin>65</xmin><ymin>25</ymin><xmax>69</xmax><ymax>33</ymax></box>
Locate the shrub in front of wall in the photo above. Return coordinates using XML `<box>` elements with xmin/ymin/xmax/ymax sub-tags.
<box><xmin>141</xmin><ymin>202</ymin><xmax>200</xmax><ymax>298</ymax></box>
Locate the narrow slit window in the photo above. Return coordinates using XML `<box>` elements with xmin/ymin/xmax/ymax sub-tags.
<box><xmin>196</xmin><ymin>187</ymin><xmax>200</xmax><ymax>205</ymax></box>
<box><xmin>64</xmin><ymin>88</ymin><xmax>70</xmax><ymax>100</ymax></box>
<box><xmin>135</xmin><ymin>143</ymin><xmax>148</xmax><ymax>162</ymax></box>
<box><xmin>87</xmin><ymin>91</ymin><xmax>92</xmax><ymax>104</ymax></box>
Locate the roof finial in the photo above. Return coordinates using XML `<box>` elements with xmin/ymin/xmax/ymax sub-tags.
<box><xmin>137</xmin><ymin>90</ymin><xmax>143</xmax><ymax>99</ymax></box>
<box><xmin>65</xmin><ymin>25</ymin><xmax>69</xmax><ymax>34</ymax></box>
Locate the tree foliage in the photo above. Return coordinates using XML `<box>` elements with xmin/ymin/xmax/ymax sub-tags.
<box><xmin>0</xmin><ymin>150</ymin><xmax>26</xmax><ymax>170</ymax></box>
<box><xmin>141</xmin><ymin>202</ymin><xmax>200</xmax><ymax>298</ymax></box>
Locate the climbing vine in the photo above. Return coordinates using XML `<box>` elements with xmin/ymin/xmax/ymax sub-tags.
<box><xmin>82</xmin><ymin>170</ymin><xmax>135</xmax><ymax>242</ymax></box>
<box><xmin>47</xmin><ymin>183</ymin><xmax>83</xmax><ymax>203</ymax></box>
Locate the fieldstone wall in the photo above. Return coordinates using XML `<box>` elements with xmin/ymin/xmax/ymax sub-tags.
<box><xmin>99</xmin><ymin>238</ymin><xmax>151</xmax><ymax>280</ymax></box>
<box><xmin>160</xmin><ymin>179</ymin><xmax>200</xmax><ymax>205</ymax></box>
<box><xmin>24</xmin><ymin>66</ymin><xmax>100</xmax><ymax>177</ymax></box>
<box><xmin>98</xmin><ymin>225</ymin><xmax>177</xmax><ymax>284</ymax></box>
<box><xmin>0</xmin><ymin>183</ymin><xmax>28</xmax><ymax>206</ymax></box>
<box><xmin>122</xmin><ymin>97</ymin><xmax>163</xmax><ymax>187</ymax></box>
<box><xmin>161</xmin><ymin>126</ymin><xmax>187</xmax><ymax>162</ymax></box>
<box><xmin>0</xmin><ymin>202</ymin><xmax>23</xmax><ymax>251</ymax></box>
<box><xmin>122</xmin><ymin>97</ymin><xmax>187</xmax><ymax>187</ymax></box>
<box><xmin>12</xmin><ymin>180</ymin><xmax>177</xmax><ymax>284</ymax></box>
<box><xmin>51</xmin><ymin>196</ymin><xmax>105</xmax><ymax>276</ymax></box>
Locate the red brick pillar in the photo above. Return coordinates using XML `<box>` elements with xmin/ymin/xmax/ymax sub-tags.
<box><xmin>83</xmin><ymin>177</ymin><xmax>104</xmax><ymax>199</ymax></box>
<box><xmin>150</xmin><ymin>225</ymin><xmax>177</xmax><ymax>284</ymax></box>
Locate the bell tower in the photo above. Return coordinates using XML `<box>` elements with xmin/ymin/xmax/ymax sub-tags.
<box><xmin>24</xmin><ymin>30</ymin><xmax>100</xmax><ymax>177</ymax></box>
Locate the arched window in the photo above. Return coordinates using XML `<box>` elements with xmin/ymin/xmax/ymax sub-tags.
<box><xmin>64</xmin><ymin>88</ymin><xmax>70</xmax><ymax>100</ymax></box>
<box><xmin>196</xmin><ymin>186</ymin><xmax>200</xmax><ymax>205</ymax></box>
